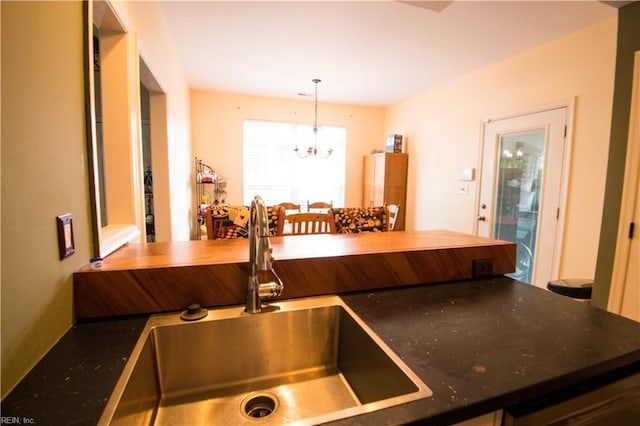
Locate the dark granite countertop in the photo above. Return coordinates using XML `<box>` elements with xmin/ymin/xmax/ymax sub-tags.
<box><xmin>3</xmin><ymin>277</ymin><xmax>640</xmax><ymax>425</ymax></box>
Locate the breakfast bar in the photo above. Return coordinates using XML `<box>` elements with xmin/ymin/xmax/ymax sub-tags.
<box><xmin>73</xmin><ymin>230</ymin><xmax>516</xmax><ymax>319</ymax></box>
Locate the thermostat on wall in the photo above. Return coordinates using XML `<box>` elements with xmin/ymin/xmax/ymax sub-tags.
<box><xmin>458</xmin><ymin>168</ymin><xmax>475</xmax><ymax>181</ymax></box>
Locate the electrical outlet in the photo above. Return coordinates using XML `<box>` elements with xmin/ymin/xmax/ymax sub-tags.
<box><xmin>472</xmin><ymin>258</ymin><xmax>494</xmax><ymax>278</ymax></box>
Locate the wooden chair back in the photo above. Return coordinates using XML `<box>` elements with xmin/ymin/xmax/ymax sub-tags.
<box><xmin>307</xmin><ymin>200</ymin><xmax>333</xmax><ymax>212</ymax></box>
<box><xmin>277</xmin><ymin>202</ymin><xmax>301</xmax><ymax>213</ymax></box>
<box><xmin>387</xmin><ymin>204</ymin><xmax>400</xmax><ymax>231</ymax></box>
<box><xmin>283</xmin><ymin>212</ymin><xmax>337</xmax><ymax>235</ymax></box>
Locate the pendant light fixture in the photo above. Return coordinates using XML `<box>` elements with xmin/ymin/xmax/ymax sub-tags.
<box><xmin>294</xmin><ymin>78</ymin><xmax>333</xmax><ymax>158</ymax></box>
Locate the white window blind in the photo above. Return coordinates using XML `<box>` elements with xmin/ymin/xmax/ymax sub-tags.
<box><xmin>243</xmin><ymin>120</ymin><xmax>346</xmax><ymax>207</ymax></box>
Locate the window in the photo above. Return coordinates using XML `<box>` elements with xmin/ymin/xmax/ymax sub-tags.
<box><xmin>243</xmin><ymin>120</ymin><xmax>346</xmax><ymax>207</ymax></box>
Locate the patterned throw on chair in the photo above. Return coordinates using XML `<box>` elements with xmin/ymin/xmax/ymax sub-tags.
<box><xmin>209</xmin><ymin>205</ymin><xmax>283</xmax><ymax>239</ymax></box>
<box><xmin>331</xmin><ymin>207</ymin><xmax>388</xmax><ymax>233</ymax></box>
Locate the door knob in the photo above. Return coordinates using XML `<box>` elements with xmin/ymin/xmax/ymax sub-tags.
<box><xmin>477</xmin><ymin>215</ymin><xmax>486</xmax><ymax>222</ymax></box>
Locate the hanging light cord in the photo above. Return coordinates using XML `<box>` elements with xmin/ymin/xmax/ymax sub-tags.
<box><xmin>313</xmin><ymin>78</ymin><xmax>320</xmax><ymax>133</ymax></box>
<box><xmin>294</xmin><ymin>78</ymin><xmax>331</xmax><ymax>158</ymax></box>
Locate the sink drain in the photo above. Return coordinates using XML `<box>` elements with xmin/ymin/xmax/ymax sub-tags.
<box><xmin>241</xmin><ymin>392</ymin><xmax>279</xmax><ymax>419</ymax></box>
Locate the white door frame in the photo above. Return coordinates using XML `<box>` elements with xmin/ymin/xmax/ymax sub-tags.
<box><xmin>474</xmin><ymin>98</ymin><xmax>575</xmax><ymax>283</ymax></box>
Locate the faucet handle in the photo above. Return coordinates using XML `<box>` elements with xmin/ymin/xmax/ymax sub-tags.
<box><xmin>256</xmin><ymin>269</ymin><xmax>284</xmax><ymax>299</ymax></box>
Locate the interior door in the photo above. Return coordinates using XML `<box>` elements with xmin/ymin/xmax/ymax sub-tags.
<box><xmin>477</xmin><ymin>107</ymin><xmax>568</xmax><ymax>287</ymax></box>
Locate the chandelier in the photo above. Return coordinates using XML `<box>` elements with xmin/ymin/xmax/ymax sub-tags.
<box><xmin>294</xmin><ymin>78</ymin><xmax>333</xmax><ymax>158</ymax></box>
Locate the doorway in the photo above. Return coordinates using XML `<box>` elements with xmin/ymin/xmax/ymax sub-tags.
<box><xmin>140</xmin><ymin>83</ymin><xmax>155</xmax><ymax>242</ymax></box>
<box><xmin>476</xmin><ymin>105</ymin><xmax>571</xmax><ymax>287</ymax></box>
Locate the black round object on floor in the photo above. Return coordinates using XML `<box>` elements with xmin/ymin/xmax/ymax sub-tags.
<box><xmin>547</xmin><ymin>278</ymin><xmax>593</xmax><ymax>299</ymax></box>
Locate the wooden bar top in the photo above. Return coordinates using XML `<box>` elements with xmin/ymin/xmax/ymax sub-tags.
<box><xmin>73</xmin><ymin>230</ymin><xmax>516</xmax><ymax>319</ymax></box>
<box><xmin>79</xmin><ymin>230</ymin><xmax>511</xmax><ymax>271</ymax></box>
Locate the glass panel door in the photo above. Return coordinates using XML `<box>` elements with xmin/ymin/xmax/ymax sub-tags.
<box><xmin>493</xmin><ymin>131</ymin><xmax>545</xmax><ymax>283</ymax></box>
<box><xmin>478</xmin><ymin>107</ymin><xmax>567</xmax><ymax>287</ymax></box>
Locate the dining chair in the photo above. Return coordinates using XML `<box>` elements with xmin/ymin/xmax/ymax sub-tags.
<box><xmin>387</xmin><ymin>204</ymin><xmax>400</xmax><ymax>231</ymax></box>
<box><xmin>307</xmin><ymin>200</ymin><xmax>333</xmax><ymax>212</ymax></box>
<box><xmin>282</xmin><ymin>212</ymin><xmax>337</xmax><ymax>235</ymax></box>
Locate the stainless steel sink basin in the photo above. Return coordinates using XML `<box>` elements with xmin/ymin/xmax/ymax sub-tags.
<box><xmin>99</xmin><ymin>295</ymin><xmax>432</xmax><ymax>425</ymax></box>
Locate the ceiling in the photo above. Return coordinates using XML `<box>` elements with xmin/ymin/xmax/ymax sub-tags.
<box><xmin>159</xmin><ymin>1</ymin><xmax>621</xmax><ymax>107</ymax></box>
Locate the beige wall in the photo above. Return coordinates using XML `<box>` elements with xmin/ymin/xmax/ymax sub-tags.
<box><xmin>190</xmin><ymin>90</ymin><xmax>385</xmax><ymax>223</ymax></box>
<box><xmin>1</xmin><ymin>0</ymin><xmax>192</xmax><ymax>397</ymax></box>
<box><xmin>1</xmin><ymin>1</ymin><xmax>90</xmax><ymax>397</ymax></box>
<box><xmin>385</xmin><ymin>17</ymin><xmax>618</xmax><ymax>280</ymax></box>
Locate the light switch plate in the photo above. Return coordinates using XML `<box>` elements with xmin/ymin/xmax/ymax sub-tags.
<box><xmin>57</xmin><ymin>214</ymin><xmax>75</xmax><ymax>260</ymax></box>
<box><xmin>456</xmin><ymin>183</ymin><xmax>469</xmax><ymax>194</ymax></box>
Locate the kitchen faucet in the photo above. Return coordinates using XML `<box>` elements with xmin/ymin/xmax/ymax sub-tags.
<box><xmin>245</xmin><ymin>195</ymin><xmax>284</xmax><ymax>313</ymax></box>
